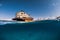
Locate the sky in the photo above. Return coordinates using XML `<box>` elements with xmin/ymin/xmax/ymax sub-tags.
<box><xmin>0</xmin><ymin>0</ymin><xmax>60</xmax><ymax>20</ymax></box>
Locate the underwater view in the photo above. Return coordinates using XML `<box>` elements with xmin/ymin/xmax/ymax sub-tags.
<box><xmin>0</xmin><ymin>20</ymin><xmax>60</xmax><ymax>40</ymax></box>
<box><xmin>0</xmin><ymin>0</ymin><xmax>60</xmax><ymax>40</ymax></box>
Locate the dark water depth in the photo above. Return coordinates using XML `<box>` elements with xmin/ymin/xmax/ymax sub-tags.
<box><xmin>0</xmin><ymin>20</ymin><xmax>60</xmax><ymax>40</ymax></box>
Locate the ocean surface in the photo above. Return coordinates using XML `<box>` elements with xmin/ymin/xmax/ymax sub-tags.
<box><xmin>0</xmin><ymin>20</ymin><xmax>60</xmax><ymax>40</ymax></box>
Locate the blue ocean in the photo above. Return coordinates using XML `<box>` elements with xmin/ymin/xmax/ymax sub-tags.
<box><xmin>0</xmin><ymin>20</ymin><xmax>60</xmax><ymax>40</ymax></box>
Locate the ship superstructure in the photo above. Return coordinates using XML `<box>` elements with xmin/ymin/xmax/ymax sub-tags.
<box><xmin>12</xmin><ymin>10</ymin><xmax>33</xmax><ymax>22</ymax></box>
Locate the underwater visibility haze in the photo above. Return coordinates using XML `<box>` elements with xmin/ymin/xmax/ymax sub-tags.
<box><xmin>0</xmin><ymin>20</ymin><xmax>60</xmax><ymax>40</ymax></box>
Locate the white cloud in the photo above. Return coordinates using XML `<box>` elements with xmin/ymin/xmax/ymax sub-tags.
<box><xmin>50</xmin><ymin>0</ymin><xmax>60</xmax><ymax>16</ymax></box>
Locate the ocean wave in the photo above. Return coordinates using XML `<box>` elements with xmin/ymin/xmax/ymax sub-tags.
<box><xmin>0</xmin><ymin>21</ymin><xmax>28</xmax><ymax>25</ymax></box>
<box><xmin>0</xmin><ymin>20</ymin><xmax>59</xmax><ymax>25</ymax></box>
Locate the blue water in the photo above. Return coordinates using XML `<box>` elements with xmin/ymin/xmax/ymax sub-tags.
<box><xmin>0</xmin><ymin>20</ymin><xmax>60</xmax><ymax>40</ymax></box>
